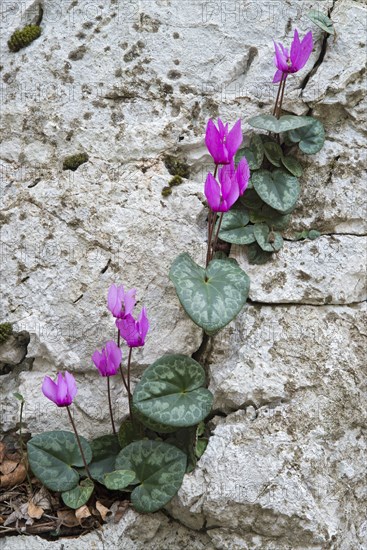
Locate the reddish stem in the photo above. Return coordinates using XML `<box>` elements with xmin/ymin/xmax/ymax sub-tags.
<box><xmin>66</xmin><ymin>406</ymin><xmax>91</xmax><ymax>478</ymax></box>
<box><xmin>107</xmin><ymin>376</ymin><xmax>116</xmax><ymax>435</ymax></box>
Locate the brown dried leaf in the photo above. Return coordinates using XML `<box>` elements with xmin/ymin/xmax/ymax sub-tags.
<box><xmin>57</xmin><ymin>509</ymin><xmax>79</xmax><ymax>528</ymax></box>
<box><xmin>95</xmin><ymin>501</ymin><xmax>111</xmax><ymax>522</ymax></box>
<box><xmin>4</xmin><ymin>502</ymin><xmax>33</xmax><ymax>526</ymax></box>
<box><xmin>0</xmin><ymin>460</ymin><xmax>18</xmax><ymax>475</ymax></box>
<box><xmin>0</xmin><ymin>462</ymin><xmax>26</xmax><ymax>488</ymax></box>
<box><xmin>32</xmin><ymin>486</ymin><xmax>51</xmax><ymax>510</ymax></box>
<box><xmin>75</xmin><ymin>505</ymin><xmax>91</xmax><ymax>523</ymax></box>
<box><xmin>28</xmin><ymin>500</ymin><xmax>44</xmax><ymax>519</ymax></box>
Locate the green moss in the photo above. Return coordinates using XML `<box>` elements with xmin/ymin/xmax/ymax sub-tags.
<box><xmin>161</xmin><ymin>186</ymin><xmax>172</xmax><ymax>197</ymax></box>
<box><xmin>8</xmin><ymin>25</ymin><xmax>41</xmax><ymax>53</ymax></box>
<box><xmin>163</xmin><ymin>155</ymin><xmax>190</xmax><ymax>179</ymax></box>
<box><xmin>63</xmin><ymin>153</ymin><xmax>89</xmax><ymax>171</ymax></box>
<box><xmin>168</xmin><ymin>175</ymin><xmax>183</xmax><ymax>187</ymax></box>
<box><xmin>0</xmin><ymin>323</ymin><xmax>13</xmax><ymax>345</ymax></box>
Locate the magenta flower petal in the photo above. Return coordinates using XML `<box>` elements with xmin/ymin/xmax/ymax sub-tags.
<box><xmin>274</xmin><ymin>41</ymin><xmax>289</xmax><ymax>72</ymax></box>
<box><xmin>107</xmin><ymin>284</ymin><xmax>136</xmax><ymax>319</ymax></box>
<box><xmin>42</xmin><ymin>376</ymin><xmax>58</xmax><ymax>403</ymax></box>
<box><xmin>236</xmin><ymin>158</ymin><xmax>250</xmax><ymax>195</ymax></box>
<box><xmin>116</xmin><ymin>308</ymin><xmax>149</xmax><ymax>348</ymax></box>
<box><xmin>138</xmin><ymin>307</ymin><xmax>149</xmax><ymax>343</ymax></box>
<box><xmin>92</xmin><ymin>340</ymin><xmax>121</xmax><ymax>376</ymax></box>
<box><xmin>124</xmin><ymin>288</ymin><xmax>136</xmax><ymax>316</ymax></box>
<box><xmin>205</xmin><ymin>172</ymin><xmax>221</xmax><ymax>211</ymax></box>
<box><xmin>296</xmin><ymin>31</ymin><xmax>313</xmax><ymax>70</ymax></box>
<box><xmin>205</xmin><ymin>119</ymin><xmax>224</xmax><ymax>164</ymax></box>
<box><xmin>272</xmin><ymin>69</ymin><xmax>284</xmax><ymax>83</ymax></box>
<box><xmin>42</xmin><ymin>372</ymin><xmax>77</xmax><ymax>407</ymax></box>
<box><xmin>225</xmin><ymin>119</ymin><xmax>243</xmax><ymax>160</ymax></box>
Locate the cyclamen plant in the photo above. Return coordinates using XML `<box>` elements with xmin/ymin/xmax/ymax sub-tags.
<box><xmin>26</xmin><ymin>26</ymin><xmax>327</xmax><ymax>514</ymax></box>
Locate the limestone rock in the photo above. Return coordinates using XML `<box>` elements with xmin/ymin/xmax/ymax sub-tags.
<box><xmin>232</xmin><ymin>236</ymin><xmax>366</xmax><ymax>305</ymax></box>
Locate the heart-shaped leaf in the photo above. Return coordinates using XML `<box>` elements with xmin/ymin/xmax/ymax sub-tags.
<box><xmin>308</xmin><ymin>10</ymin><xmax>335</xmax><ymax>34</ymax></box>
<box><xmin>249</xmin><ymin>205</ymin><xmax>291</xmax><ymax>230</ymax></box>
<box><xmin>118</xmin><ymin>419</ymin><xmax>146</xmax><ymax>449</ymax></box>
<box><xmin>235</xmin><ymin>134</ymin><xmax>264</xmax><ymax>170</ymax></box>
<box><xmin>281</xmin><ymin>155</ymin><xmax>303</xmax><ymax>177</ymax></box>
<box><xmin>217</xmin><ymin>210</ymin><xmax>255</xmax><ymax>245</ymax></box>
<box><xmin>104</xmin><ymin>469</ymin><xmax>136</xmax><ymax>490</ymax></box>
<box><xmin>252</xmin><ymin>169</ymin><xmax>300</xmax><ymax>214</ymax></box>
<box><xmin>248</xmin><ymin>114</ymin><xmax>313</xmax><ymax>133</ymax></box>
<box><xmin>253</xmin><ymin>223</ymin><xmax>284</xmax><ymax>252</ymax></box>
<box><xmin>27</xmin><ymin>431</ymin><xmax>92</xmax><ymax>492</ymax></box>
<box><xmin>169</xmin><ymin>253</ymin><xmax>250</xmax><ymax>334</ymax></box>
<box><xmin>287</xmin><ymin>118</ymin><xmax>325</xmax><ymax>154</ymax></box>
<box><xmin>88</xmin><ymin>435</ymin><xmax>121</xmax><ymax>484</ymax></box>
<box><xmin>133</xmin><ymin>354</ymin><xmax>213</xmax><ymax>431</ymax></box>
<box><xmin>247</xmin><ymin>242</ymin><xmax>273</xmax><ymax>265</ymax></box>
<box><xmin>115</xmin><ymin>440</ymin><xmax>187</xmax><ymax>513</ymax></box>
<box><xmin>263</xmin><ymin>141</ymin><xmax>283</xmax><ymax>167</ymax></box>
<box><xmin>61</xmin><ymin>478</ymin><xmax>94</xmax><ymax>509</ymax></box>
<box><xmin>240</xmin><ymin>188</ymin><xmax>265</xmax><ymax>210</ymax></box>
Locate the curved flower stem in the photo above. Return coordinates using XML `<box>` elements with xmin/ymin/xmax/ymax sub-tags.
<box><xmin>66</xmin><ymin>406</ymin><xmax>91</xmax><ymax>478</ymax></box>
<box><xmin>126</xmin><ymin>347</ymin><xmax>133</xmax><ymax>420</ymax></box>
<box><xmin>107</xmin><ymin>377</ymin><xmax>116</xmax><ymax>435</ymax></box>
<box><xmin>273</xmin><ymin>74</ymin><xmax>287</xmax><ymax>119</ymax></box>
<box><xmin>211</xmin><ymin>212</ymin><xmax>224</xmax><ymax>258</ymax></box>
<box><xmin>117</xmin><ymin>329</ymin><xmax>129</xmax><ymax>393</ymax></box>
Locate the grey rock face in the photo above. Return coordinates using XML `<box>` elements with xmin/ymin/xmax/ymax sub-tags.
<box><xmin>0</xmin><ymin>0</ymin><xmax>366</xmax><ymax>548</ymax></box>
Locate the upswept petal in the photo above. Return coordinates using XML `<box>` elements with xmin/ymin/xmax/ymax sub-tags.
<box><xmin>273</xmin><ymin>41</ymin><xmax>288</xmax><ymax>72</ymax></box>
<box><xmin>205</xmin><ymin>119</ymin><xmax>224</xmax><ymax>163</ymax></box>
<box><xmin>65</xmin><ymin>371</ymin><xmax>77</xmax><ymax>401</ymax></box>
<box><xmin>205</xmin><ymin>172</ymin><xmax>221</xmax><ymax>211</ymax></box>
<box><xmin>42</xmin><ymin>376</ymin><xmax>58</xmax><ymax>403</ymax></box>
<box><xmin>56</xmin><ymin>373</ymin><xmax>68</xmax><ymax>406</ymax></box>
<box><xmin>107</xmin><ymin>284</ymin><xmax>120</xmax><ymax>316</ymax></box>
<box><xmin>106</xmin><ymin>340</ymin><xmax>122</xmax><ymax>369</ymax></box>
<box><xmin>236</xmin><ymin>157</ymin><xmax>250</xmax><ymax>195</ymax></box>
<box><xmin>116</xmin><ymin>315</ymin><xmax>139</xmax><ymax>347</ymax></box>
<box><xmin>138</xmin><ymin>307</ymin><xmax>149</xmax><ymax>343</ymax></box>
<box><xmin>124</xmin><ymin>288</ymin><xmax>136</xmax><ymax>316</ymax></box>
<box><xmin>226</xmin><ymin>119</ymin><xmax>243</xmax><ymax>159</ymax></box>
<box><xmin>296</xmin><ymin>31</ymin><xmax>313</xmax><ymax>70</ymax></box>
<box><xmin>217</xmin><ymin>118</ymin><xmax>226</xmax><ymax>137</ymax></box>
<box><xmin>290</xmin><ymin>28</ymin><xmax>301</xmax><ymax>66</ymax></box>
<box><xmin>272</xmin><ymin>69</ymin><xmax>284</xmax><ymax>83</ymax></box>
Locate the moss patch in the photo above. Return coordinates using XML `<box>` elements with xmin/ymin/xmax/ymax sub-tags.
<box><xmin>168</xmin><ymin>175</ymin><xmax>183</xmax><ymax>187</ymax></box>
<box><xmin>8</xmin><ymin>25</ymin><xmax>41</xmax><ymax>53</ymax></box>
<box><xmin>0</xmin><ymin>323</ymin><xmax>13</xmax><ymax>345</ymax></box>
<box><xmin>161</xmin><ymin>186</ymin><xmax>172</xmax><ymax>197</ymax></box>
<box><xmin>163</xmin><ymin>155</ymin><xmax>190</xmax><ymax>178</ymax></box>
<box><xmin>63</xmin><ymin>153</ymin><xmax>89</xmax><ymax>171</ymax></box>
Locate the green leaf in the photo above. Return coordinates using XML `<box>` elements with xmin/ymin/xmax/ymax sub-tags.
<box><xmin>235</xmin><ymin>134</ymin><xmax>264</xmax><ymax>170</ymax></box>
<box><xmin>61</xmin><ymin>478</ymin><xmax>94</xmax><ymax>509</ymax></box>
<box><xmin>253</xmin><ymin>223</ymin><xmax>284</xmax><ymax>252</ymax></box>
<box><xmin>166</xmin><ymin>427</ymin><xmax>197</xmax><ymax>473</ymax></box>
<box><xmin>240</xmin><ymin>189</ymin><xmax>265</xmax><ymax>210</ymax></box>
<box><xmin>195</xmin><ymin>439</ymin><xmax>208</xmax><ymax>459</ymax></box>
<box><xmin>118</xmin><ymin>419</ymin><xmax>146</xmax><ymax>449</ymax></box>
<box><xmin>248</xmin><ymin>115</ymin><xmax>313</xmax><ymax>133</ymax></box>
<box><xmin>169</xmin><ymin>253</ymin><xmax>250</xmax><ymax>335</ymax></box>
<box><xmin>13</xmin><ymin>392</ymin><xmax>25</xmax><ymax>403</ymax></box>
<box><xmin>247</xmin><ymin>243</ymin><xmax>273</xmax><ymax>265</ymax></box>
<box><xmin>263</xmin><ymin>141</ymin><xmax>283</xmax><ymax>167</ymax></box>
<box><xmin>308</xmin><ymin>229</ymin><xmax>321</xmax><ymax>240</ymax></box>
<box><xmin>217</xmin><ymin>210</ymin><xmax>255</xmax><ymax>245</ymax></box>
<box><xmin>104</xmin><ymin>469</ymin><xmax>136</xmax><ymax>490</ymax></box>
<box><xmin>27</xmin><ymin>431</ymin><xmax>92</xmax><ymax>492</ymax></box>
<box><xmin>88</xmin><ymin>435</ymin><xmax>121</xmax><ymax>484</ymax></box>
<box><xmin>115</xmin><ymin>440</ymin><xmax>187</xmax><ymax>513</ymax></box>
<box><xmin>287</xmin><ymin>118</ymin><xmax>325</xmax><ymax>154</ymax></box>
<box><xmin>133</xmin><ymin>354</ymin><xmax>213</xmax><ymax>431</ymax></box>
<box><xmin>252</xmin><ymin>169</ymin><xmax>300</xmax><ymax>214</ymax></box>
<box><xmin>249</xmin><ymin>205</ymin><xmax>290</xmax><ymax>230</ymax></box>
<box><xmin>281</xmin><ymin>155</ymin><xmax>303</xmax><ymax>177</ymax></box>
<box><xmin>308</xmin><ymin>10</ymin><xmax>335</xmax><ymax>34</ymax></box>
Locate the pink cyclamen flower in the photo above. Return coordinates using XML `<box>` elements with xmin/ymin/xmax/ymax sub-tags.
<box><xmin>116</xmin><ymin>307</ymin><xmax>149</xmax><ymax>348</ymax></box>
<box><xmin>205</xmin><ymin>158</ymin><xmax>250</xmax><ymax>212</ymax></box>
<box><xmin>205</xmin><ymin>118</ymin><xmax>243</xmax><ymax>165</ymax></box>
<box><xmin>92</xmin><ymin>340</ymin><xmax>122</xmax><ymax>377</ymax></box>
<box><xmin>42</xmin><ymin>372</ymin><xmax>77</xmax><ymax>407</ymax></box>
<box><xmin>273</xmin><ymin>29</ymin><xmax>313</xmax><ymax>83</ymax></box>
<box><xmin>107</xmin><ymin>284</ymin><xmax>136</xmax><ymax>319</ymax></box>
